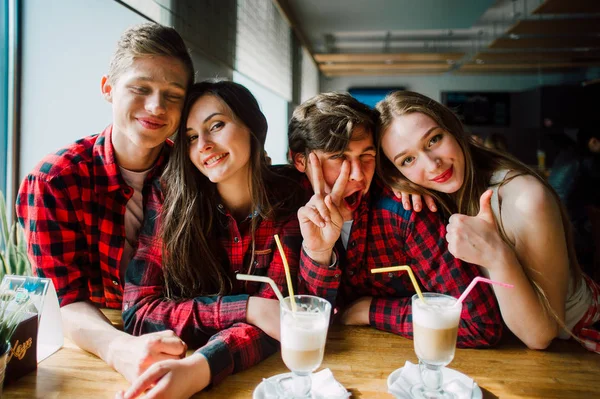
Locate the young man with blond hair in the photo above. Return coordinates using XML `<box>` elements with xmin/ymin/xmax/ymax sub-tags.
<box><xmin>16</xmin><ymin>22</ymin><xmax>194</xmax><ymax>381</ymax></box>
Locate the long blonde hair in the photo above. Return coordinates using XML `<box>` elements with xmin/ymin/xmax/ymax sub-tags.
<box><xmin>375</xmin><ymin>90</ymin><xmax>582</xmax><ymax>323</ymax></box>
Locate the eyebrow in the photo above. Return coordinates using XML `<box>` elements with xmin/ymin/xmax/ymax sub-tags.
<box><xmin>361</xmin><ymin>145</ymin><xmax>377</xmax><ymax>154</ymax></box>
<box><xmin>202</xmin><ymin>112</ymin><xmax>225</xmax><ymax>123</ymax></box>
<box><xmin>185</xmin><ymin>112</ymin><xmax>226</xmax><ymax>134</ymax></box>
<box><xmin>392</xmin><ymin>126</ymin><xmax>439</xmax><ymax>162</ymax></box>
<box><xmin>135</xmin><ymin>76</ymin><xmax>186</xmax><ymax>91</ymax></box>
<box><xmin>342</xmin><ymin>145</ymin><xmax>376</xmax><ymax>154</ymax></box>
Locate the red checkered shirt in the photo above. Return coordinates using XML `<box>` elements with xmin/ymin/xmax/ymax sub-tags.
<box><xmin>122</xmin><ymin>174</ymin><xmax>303</xmax><ymax>385</ymax></box>
<box><xmin>15</xmin><ymin>126</ymin><xmax>170</xmax><ymax>309</ymax></box>
<box><xmin>298</xmin><ymin>175</ymin><xmax>503</xmax><ymax>348</ymax></box>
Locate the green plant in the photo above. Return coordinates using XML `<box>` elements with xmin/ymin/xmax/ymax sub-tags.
<box><xmin>0</xmin><ymin>192</ymin><xmax>31</xmax><ymax>280</ymax></box>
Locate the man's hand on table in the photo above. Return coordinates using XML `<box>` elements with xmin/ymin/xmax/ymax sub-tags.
<box><xmin>339</xmin><ymin>296</ymin><xmax>372</xmax><ymax>326</ymax></box>
<box><xmin>115</xmin><ymin>353</ymin><xmax>210</xmax><ymax>399</ymax></box>
<box><xmin>109</xmin><ymin>330</ymin><xmax>187</xmax><ymax>382</ymax></box>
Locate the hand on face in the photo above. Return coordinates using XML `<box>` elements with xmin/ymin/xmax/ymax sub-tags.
<box><xmin>445</xmin><ymin>190</ymin><xmax>507</xmax><ymax>268</ymax></box>
<box><xmin>298</xmin><ymin>153</ymin><xmax>348</xmax><ymax>255</ymax></box>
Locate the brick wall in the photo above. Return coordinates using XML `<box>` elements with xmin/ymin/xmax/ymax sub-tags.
<box><xmin>119</xmin><ymin>0</ymin><xmax>313</xmax><ymax>101</ymax></box>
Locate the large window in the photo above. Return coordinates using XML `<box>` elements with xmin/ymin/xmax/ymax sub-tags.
<box><xmin>233</xmin><ymin>72</ymin><xmax>289</xmax><ymax>165</ymax></box>
<box><xmin>0</xmin><ymin>0</ymin><xmax>9</xmax><ymax>195</ymax></box>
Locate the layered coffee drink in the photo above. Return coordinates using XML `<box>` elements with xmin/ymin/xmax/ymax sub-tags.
<box><xmin>412</xmin><ymin>295</ymin><xmax>461</xmax><ymax>366</ymax></box>
<box><xmin>280</xmin><ymin>310</ymin><xmax>328</xmax><ymax>373</ymax></box>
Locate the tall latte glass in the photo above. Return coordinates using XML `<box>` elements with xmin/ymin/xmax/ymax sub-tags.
<box><xmin>279</xmin><ymin>295</ymin><xmax>331</xmax><ymax>398</ymax></box>
<box><xmin>411</xmin><ymin>293</ymin><xmax>462</xmax><ymax>399</ymax></box>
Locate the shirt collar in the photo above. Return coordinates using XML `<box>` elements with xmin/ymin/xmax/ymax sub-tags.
<box><xmin>216</xmin><ymin>202</ymin><xmax>260</xmax><ymax>221</ymax></box>
<box><xmin>92</xmin><ymin>125</ymin><xmax>172</xmax><ymax>194</ymax></box>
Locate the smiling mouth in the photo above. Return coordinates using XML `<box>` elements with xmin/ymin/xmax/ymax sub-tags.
<box><xmin>204</xmin><ymin>153</ymin><xmax>228</xmax><ymax>166</ymax></box>
<box><xmin>431</xmin><ymin>166</ymin><xmax>453</xmax><ymax>183</ymax></box>
<box><xmin>137</xmin><ymin>118</ymin><xmax>166</xmax><ymax>130</ymax></box>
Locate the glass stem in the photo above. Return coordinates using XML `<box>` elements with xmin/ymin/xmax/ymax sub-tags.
<box><xmin>291</xmin><ymin>371</ymin><xmax>312</xmax><ymax>398</ymax></box>
<box><xmin>419</xmin><ymin>360</ymin><xmax>444</xmax><ymax>395</ymax></box>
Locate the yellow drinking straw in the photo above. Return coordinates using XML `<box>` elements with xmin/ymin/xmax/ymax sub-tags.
<box><xmin>370</xmin><ymin>265</ymin><xmax>425</xmax><ymax>303</ymax></box>
<box><xmin>274</xmin><ymin>234</ymin><xmax>297</xmax><ymax>312</ymax></box>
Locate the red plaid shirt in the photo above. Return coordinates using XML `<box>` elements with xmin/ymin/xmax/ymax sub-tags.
<box><xmin>15</xmin><ymin>126</ymin><xmax>170</xmax><ymax>309</ymax></box>
<box><xmin>298</xmin><ymin>175</ymin><xmax>503</xmax><ymax>348</ymax></box>
<box><xmin>122</xmin><ymin>174</ymin><xmax>303</xmax><ymax>385</ymax></box>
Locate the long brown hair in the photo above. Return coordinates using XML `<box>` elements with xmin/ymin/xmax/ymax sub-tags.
<box><xmin>375</xmin><ymin>90</ymin><xmax>582</xmax><ymax>321</ymax></box>
<box><xmin>160</xmin><ymin>81</ymin><xmax>280</xmax><ymax>298</ymax></box>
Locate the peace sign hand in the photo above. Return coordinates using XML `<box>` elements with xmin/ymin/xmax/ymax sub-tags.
<box><xmin>298</xmin><ymin>153</ymin><xmax>349</xmax><ymax>264</ymax></box>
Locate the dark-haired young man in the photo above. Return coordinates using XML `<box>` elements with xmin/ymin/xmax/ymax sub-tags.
<box><xmin>290</xmin><ymin>92</ymin><xmax>503</xmax><ymax>348</ymax></box>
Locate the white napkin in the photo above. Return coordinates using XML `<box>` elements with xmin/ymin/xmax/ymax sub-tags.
<box><xmin>388</xmin><ymin>361</ymin><xmax>473</xmax><ymax>399</ymax></box>
<box><xmin>262</xmin><ymin>368</ymin><xmax>350</xmax><ymax>399</ymax></box>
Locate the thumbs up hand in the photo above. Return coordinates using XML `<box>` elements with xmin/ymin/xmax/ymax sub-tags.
<box><xmin>445</xmin><ymin>190</ymin><xmax>508</xmax><ymax>268</ymax></box>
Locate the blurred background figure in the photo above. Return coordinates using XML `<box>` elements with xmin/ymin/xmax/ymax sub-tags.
<box><xmin>484</xmin><ymin>133</ymin><xmax>508</xmax><ymax>152</ymax></box>
<box><xmin>549</xmin><ymin>126</ymin><xmax>600</xmax><ymax>280</ymax></box>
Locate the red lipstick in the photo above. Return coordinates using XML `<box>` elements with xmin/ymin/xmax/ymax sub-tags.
<box><xmin>431</xmin><ymin>166</ymin><xmax>453</xmax><ymax>183</ymax></box>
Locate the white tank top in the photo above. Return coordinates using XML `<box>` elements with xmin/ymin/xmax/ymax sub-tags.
<box><xmin>488</xmin><ymin>169</ymin><xmax>592</xmax><ymax>337</ymax></box>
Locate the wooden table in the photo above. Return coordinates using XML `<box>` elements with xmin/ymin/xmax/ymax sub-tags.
<box><xmin>4</xmin><ymin>309</ymin><xmax>600</xmax><ymax>398</ymax></box>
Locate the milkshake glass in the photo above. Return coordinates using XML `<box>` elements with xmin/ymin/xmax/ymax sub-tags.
<box><xmin>411</xmin><ymin>293</ymin><xmax>462</xmax><ymax>399</ymax></box>
<box><xmin>279</xmin><ymin>295</ymin><xmax>331</xmax><ymax>398</ymax></box>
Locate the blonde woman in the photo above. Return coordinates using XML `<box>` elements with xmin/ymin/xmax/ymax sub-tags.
<box><xmin>376</xmin><ymin>90</ymin><xmax>600</xmax><ymax>352</ymax></box>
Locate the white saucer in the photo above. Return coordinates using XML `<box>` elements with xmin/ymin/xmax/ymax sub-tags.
<box><xmin>253</xmin><ymin>372</ymin><xmax>291</xmax><ymax>399</ymax></box>
<box><xmin>387</xmin><ymin>366</ymin><xmax>483</xmax><ymax>399</ymax></box>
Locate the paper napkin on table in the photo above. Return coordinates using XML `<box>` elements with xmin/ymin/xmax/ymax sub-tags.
<box><xmin>388</xmin><ymin>361</ymin><xmax>473</xmax><ymax>399</ymax></box>
<box><xmin>262</xmin><ymin>368</ymin><xmax>350</xmax><ymax>399</ymax></box>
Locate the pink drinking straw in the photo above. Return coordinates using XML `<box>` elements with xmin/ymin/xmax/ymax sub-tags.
<box><xmin>455</xmin><ymin>276</ymin><xmax>514</xmax><ymax>306</ymax></box>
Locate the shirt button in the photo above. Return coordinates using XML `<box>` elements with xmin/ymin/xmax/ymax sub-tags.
<box><xmin>253</xmin><ymin>260</ymin><xmax>259</xmax><ymax>266</ymax></box>
<box><xmin>334</xmin><ymin>273</ymin><xmax>340</xmax><ymax>279</ymax></box>
<box><xmin>218</xmin><ymin>204</ymin><xmax>224</xmax><ymax>209</ymax></box>
<box><xmin>234</xmin><ymin>237</ymin><xmax>239</xmax><ymax>243</ymax></box>
<box><xmin>388</xmin><ymin>272</ymin><xmax>394</xmax><ymax>278</ymax></box>
<box><xmin>348</xmin><ymin>270</ymin><xmax>355</xmax><ymax>276</ymax></box>
<box><xmin>112</xmin><ymin>280</ymin><xmax>119</xmax><ymax>286</ymax></box>
<box><xmin>350</xmin><ymin>241</ymin><xmax>356</xmax><ymax>248</ymax></box>
<box><xmin>123</xmin><ymin>303</ymin><xmax>129</xmax><ymax>311</ymax></box>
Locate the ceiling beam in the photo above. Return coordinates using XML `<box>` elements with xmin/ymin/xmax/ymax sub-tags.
<box><xmin>508</xmin><ymin>18</ymin><xmax>600</xmax><ymax>35</ymax></box>
<box><xmin>533</xmin><ymin>0</ymin><xmax>600</xmax><ymax>14</ymax></box>
<box><xmin>314</xmin><ymin>52</ymin><xmax>464</xmax><ymax>63</ymax></box>
<box><xmin>473</xmin><ymin>51</ymin><xmax>600</xmax><ymax>63</ymax></box>
<box><xmin>460</xmin><ymin>62</ymin><xmax>600</xmax><ymax>72</ymax></box>
<box><xmin>319</xmin><ymin>63</ymin><xmax>451</xmax><ymax>72</ymax></box>
<box><xmin>323</xmin><ymin>70</ymin><xmax>446</xmax><ymax>77</ymax></box>
<box><xmin>490</xmin><ymin>36</ymin><xmax>600</xmax><ymax>49</ymax></box>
